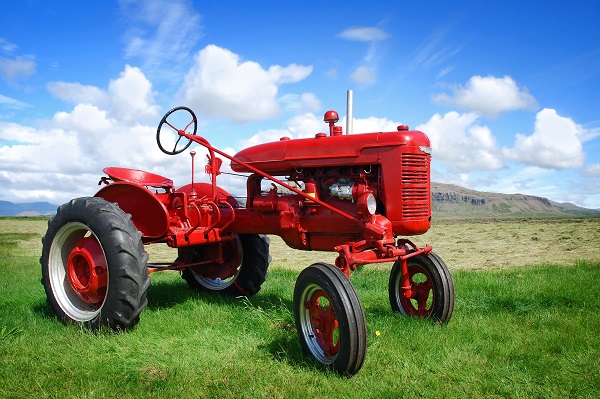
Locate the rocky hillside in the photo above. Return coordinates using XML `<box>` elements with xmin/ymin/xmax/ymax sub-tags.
<box><xmin>1</xmin><ymin>184</ymin><xmax>598</xmax><ymax>218</ymax></box>
<box><xmin>431</xmin><ymin>182</ymin><xmax>600</xmax><ymax>218</ymax></box>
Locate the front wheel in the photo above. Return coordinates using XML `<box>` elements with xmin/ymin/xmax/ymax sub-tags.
<box><xmin>388</xmin><ymin>252</ymin><xmax>455</xmax><ymax>323</ymax></box>
<box><xmin>294</xmin><ymin>263</ymin><xmax>367</xmax><ymax>376</ymax></box>
<box><xmin>40</xmin><ymin>197</ymin><xmax>150</xmax><ymax>330</ymax></box>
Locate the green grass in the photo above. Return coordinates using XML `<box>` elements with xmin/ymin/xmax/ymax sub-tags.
<box><xmin>1</xmin><ymin>222</ymin><xmax>599</xmax><ymax>398</ymax></box>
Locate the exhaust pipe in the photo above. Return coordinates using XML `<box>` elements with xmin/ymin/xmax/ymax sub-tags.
<box><xmin>346</xmin><ymin>89</ymin><xmax>353</xmax><ymax>135</ymax></box>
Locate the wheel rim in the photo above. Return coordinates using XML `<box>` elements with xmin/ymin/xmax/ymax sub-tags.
<box><xmin>397</xmin><ymin>264</ymin><xmax>434</xmax><ymax>317</ymax></box>
<box><xmin>189</xmin><ymin>238</ymin><xmax>242</xmax><ymax>291</ymax></box>
<box><xmin>48</xmin><ymin>222</ymin><xmax>108</xmax><ymax>321</ymax></box>
<box><xmin>298</xmin><ymin>284</ymin><xmax>340</xmax><ymax>364</ymax></box>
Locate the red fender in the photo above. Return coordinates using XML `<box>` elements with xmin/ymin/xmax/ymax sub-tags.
<box><xmin>95</xmin><ymin>182</ymin><xmax>169</xmax><ymax>239</ymax></box>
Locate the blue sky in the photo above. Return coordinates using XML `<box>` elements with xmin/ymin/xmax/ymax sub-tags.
<box><xmin>1</xmin><ymin>0</ymin><xmax>599</xmax><ymax>209</ymax></box>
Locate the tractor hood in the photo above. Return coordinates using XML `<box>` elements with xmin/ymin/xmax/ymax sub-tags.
<box><xmin>231</xmin><ymin>129</ymin><xmax>430</xmax><ymax>174</ymax></box>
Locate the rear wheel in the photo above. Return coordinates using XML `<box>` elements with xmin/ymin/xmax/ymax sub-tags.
<box><xmin>40</xmin><ymin>197</ymin><xmax>150</xmax><ymax>330</ymax></box>
<box><xmin>181</xmin><ymin>234</ymin><xmax>270</xmax><ymax>297</ymax></box>
<box><xmin>388</xmin><ymin>252</ymin><xmax>454</xmax><ymax>323</ymax></box>
<box><xmin>294</xmin><ymin>263</ymin><xmax>367</xmax><ymax>376</ymax></box>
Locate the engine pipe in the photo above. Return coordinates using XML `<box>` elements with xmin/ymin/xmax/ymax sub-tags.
<box><xmin>180</xmin><ymin>133</ymin><xmax>373</xmax><ymax>231</ymax></box>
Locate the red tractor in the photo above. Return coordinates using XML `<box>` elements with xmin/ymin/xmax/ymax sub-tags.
<box><xmin>41</xmin><ymin>106</ymin><xmax>454</xmax><ymax>376</ymax></box>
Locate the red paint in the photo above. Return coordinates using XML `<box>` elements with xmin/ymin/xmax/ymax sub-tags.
<box><xmin>67</xmin><ymin>236</ymin><xmax>107</xmax><ymax>305</ymax></box>
<box><xmin>95</xmin><ymin>110</ymin><xmax>434</xmax><ymax>289</ymax></box>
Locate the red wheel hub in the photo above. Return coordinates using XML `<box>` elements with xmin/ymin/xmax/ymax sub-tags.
<box><xmin>306</xmin><ymin>290</ymin><xmax>340</xmax><ymax>357</ymax></box>
<box><xmin>67</xmin><ymin>237</ymin><xmax>108</xmax><ymax>305</ymax></box>
<box><xmin>190</xmin><ymin>239</ymin><xmax>242</xmax><ymax>280</ymax></box>
<box><xmin>401</xmin><ymin>265</ymin><xmax>433</xmax><ymax>317</ymax></box>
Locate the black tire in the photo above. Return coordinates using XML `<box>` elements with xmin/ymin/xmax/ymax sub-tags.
<box><xmin>181</xmin><ymin>234</ymin><xmax>270</xmax><ymax>297</ymax></box>
<box><xmin>294</xmin><ymin>263</ymin><xmax>367</xmax><ymax>376</ymax></box>
<box><xmin>40</xmin><ymin>197</ymin><xmax>150</xmax><ymax>330</ymax></box>
<box><xmin>388</xmin><ymin>251</ymin><xmax>454</xmax><ymax>323</ymax></box>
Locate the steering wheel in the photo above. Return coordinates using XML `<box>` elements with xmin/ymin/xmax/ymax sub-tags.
<box><xmin>156</xmin><ymin>106</ymin><xmax>198</xmax><ymax>155</ymax></box>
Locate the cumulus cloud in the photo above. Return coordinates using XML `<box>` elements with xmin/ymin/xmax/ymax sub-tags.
<box><xmin>0</xmin><ymin>65</ymin><xmax>172</xmax><ymax>203</ymax></box>
<box><xmin>47</xmin><ymin>82</ymin><xmax>109</xmax><ymax>107</ymax></box>
<box><xmin>177</xmin><ymin>45</ymin><xmax>312</xmax><ymax>123</ymax></box>
<box><xmin>416</xmin><ymin>111</ymin><xmax>504</xmax><ymax>172</ymax></box>
<box><xmin>47</xmin><ymin>65</ymin><xmax>159</xmax><ymax>125</ymax></box>
<box><xmin>433</xmin><ymin>75</ymin><xmax>538</xmax><ymax>118</ymax></box>
<box><xmin>337</xmin><ymin>27</ymin><xmax>390</xmax><ymax>42</ymax></box>
<box><xmin>240</xmin><ymin>113</ymin><xmax>403</xmax><ymax>148</ymax></box>
<box><xmin>350</xmin><ymin>116</ymin><xmax>402</xmax><ymax>133</ymax></box>
<box><xmin>504</xmin><ymin>108</ymin><xmax>585</xmax><ymax>169</ymax></box>
<box><xmin>107</xmin><ymin>65</ymin><xmax>159</xmax><ymax>124</ymax></box>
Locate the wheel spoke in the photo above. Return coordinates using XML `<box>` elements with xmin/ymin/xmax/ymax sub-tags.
<box><xmin>164</xmin><ymin>120</ymin><xmax>179</xmax><ymax>132</ymax></box>
<box><xmin>413</xmin><ymin>282</ymin><xmax>432</xmax><ymax>316</ymax></box>
<box><xmin>183</xmin><ymin>119</ymin><xmax>196</xmax><ymax>132</ymax></box>
<box><xmin>172</xmin><ymin>136</ymin><xmax>183</xmax><ymax>153</ymax></box>
<box><xmin>306</xmin><ymin>291</ymin><xmax>340</xmax><ymax>357</ymax></box>
<box><xmin>389</xmin><ymin>252</ymin><xmax>455</xmax><ymax>323</ymax></box>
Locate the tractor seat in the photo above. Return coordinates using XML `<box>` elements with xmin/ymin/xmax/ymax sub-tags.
<box><xmin>103</xmin><ymin>167</ymin><xmax>174</xmax><ymax>189</ymax></box>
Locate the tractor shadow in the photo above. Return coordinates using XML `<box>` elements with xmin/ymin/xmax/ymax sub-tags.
<box><xmin>146</xmin><ymin>276</ymin><xmax>311</xmax><ymax>369</ymax></box>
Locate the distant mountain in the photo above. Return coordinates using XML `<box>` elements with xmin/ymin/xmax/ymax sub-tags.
<box><xmin>0</xmin><ymin>201</ymin><xmax>58</xmax><ymax>217</ymax></box>
<box><xmin>1</xmin><ymin>183</ymin><xmax>598</xmax><ymax>218</ymax></box>
<box><xmin>431</xmin><ymin>182</ymin><xmax>600</xmax><ymax>218</ymax></box>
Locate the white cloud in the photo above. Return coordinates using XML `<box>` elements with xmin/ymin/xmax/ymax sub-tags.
<box><xmin>326</xmin><ymin>68</ymin><xmax>338</xmax><ymax>79</ymax></box>
<box><xmin>351</xmin><ymin>66</ymin><xmax>375</xmax><ymax>84</ymax></box>
<box><xmin>177</xmin><ymin>45</ymin><xmax>312</xmax><ymax>123</ymax></box>
<box><xmin>269</xmin><ymin>64</ymin><xmax>314</xmax><ymax>84</ymax></box>
<box><xmin>0</xmin><ymin>66</ymin><xmax>171</xmax><ymax>204</ymax></box>
<box><xmin>47</xmin><ymin>65</ymin><xmax>159</xmax><ymax>125</ymax></box>
<box><xmin>0</xmin><ymin>122</ymin><xmax>38</xmax><ymax>144</ymax></box>
<box><xmin>0</xmin><ymin>56</ymin><xmax>36</xmax><ymax>83</ymax></box>
<box><xmin>337</xmin><ymin>27</ymin><xmax>390</xmax><ymax>42</ymax></box>
<box><xmin>47</xmin><ymin>82</ymin><xmax>109</xmax><ymax>107</ymax></box>
<box><xmin>120</xmin><ymin>0</ymin><xmax>202</xmax><ymax>80</ymax></box>
<box><xmin>280</xmin><ymin>92</ymin><xmax>322</xmax><ymax>113</ymax></box>
<box><xmin>582</xmin><ymin>163</ymin><xmax>600</xmax><ymax>177</ymax></box>
<box><xmin>416</xmin><ymin>111</ymin><xmax>504</xmax><ymax>172</ymax></box>
<box><xmin>504</xmin><ymin>108</ymin><xmax>585</xmax><ymax>169</ymax></box>
<box><xmin>433</xmin><ymin>75</ymin><xmax>538</xmax><ymax>118</ymax></box>
<box><xmin>299</xmin><ymin>93</ymin><xmax>322</xmax><ymax>112</ymax></box>
<box><xmin>240</xmin><ymin>128</ymin><xmax>292</xmax><ymax>149</ymax></box>
<box><xmin>0</xmin><ymin>37</ymin><xmax>17</xmax><ymax>53</ymax></box>
<box><xmin>107</xmin><ymin>65</ymin><xmax>159</xmax><ymax>124</ymax></box>
<box><xmin>240</xmin><ymin>113</ymin><xmax>403</xmax><ymax>149</ymax></box>
<box><xmin>336</xmin><ymin>26</ymin><xmax>388</xmax><ymax>85</ymax></box>
<box><xmin>350</xmin><ymin>115</ymin><xmax>401</xmax><ymax>133</ymax></box>
<box><xmin>407</xmin><ymin>29</ymin><xmax>463</xmax><ymax>73</ymax></box>
<box><xmin>0</xmin><ymin>94</ymin><xmax>30</xmax><ymax>110</ymax></box>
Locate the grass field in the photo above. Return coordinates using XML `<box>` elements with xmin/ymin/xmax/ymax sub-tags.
<box><xmin>0</xmin><ymin>217</ymin><xmax>599</xmax><ymax>398</ymax></box>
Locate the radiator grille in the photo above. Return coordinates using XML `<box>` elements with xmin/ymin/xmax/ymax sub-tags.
<box><xmin>401</xmin><ymin>153</ymin><xmax>430</xmax><ymax>219</ymax></box>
